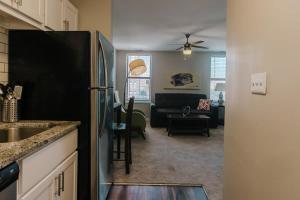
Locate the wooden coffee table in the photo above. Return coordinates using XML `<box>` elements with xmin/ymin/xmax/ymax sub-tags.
<box><xmin>166</xmin><ymin>114</ymin><xmax>210</xmax><ymax>137</ymax></box>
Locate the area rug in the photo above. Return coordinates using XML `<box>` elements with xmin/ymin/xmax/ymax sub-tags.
<box><xmin>107</xmin><ymin>183</ymin><xmax>208</xmax><ymax>200</ymax></box>
<box><xmin>113</xmin><ymin>125</ymin><xmax>224</xmax><ymax>200</ymax></box>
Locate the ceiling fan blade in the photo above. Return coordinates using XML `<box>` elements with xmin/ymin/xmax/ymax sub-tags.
<box><xmin>168</xmin><ymin>44</ymin><xmax>185</xmax><ymax>45</ymax></box>
<box><xmin>193</xmin><ymin>40</ymin><xmax>204</xmax><ymax>44</ymax></box>
<box><xmin>176</xmin><ymin>47</ymin><xmax>183</xmax><ymax>51</ymax></box>
<box><xmin>191</xmin><ymin>45</ymin><xmax>208</xmax><ymax>49</ymax></box>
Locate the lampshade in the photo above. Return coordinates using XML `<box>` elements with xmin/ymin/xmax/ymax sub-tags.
<box><xmin>215</xmin><ymin>83</ymin><xmax>226</xmax><ymax>91</ymax></box>
<box><xmin>183</xmin><ymin>47</ymin><xmax>192</xmax><ymax>55</ymax></box>
<box><xmin>129</xmin><ymin>59</ymin><xmax>147</xmax><ymax>76</ymax></box>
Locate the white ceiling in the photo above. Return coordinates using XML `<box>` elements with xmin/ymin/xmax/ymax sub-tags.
<box><xmin>112</xmin><ymin>0</ymin><xmax>227</xmax><ymax>52</ymax></box>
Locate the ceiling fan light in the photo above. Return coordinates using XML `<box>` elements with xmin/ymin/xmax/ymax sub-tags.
<box><xmin>183</xmin><ymin>48</ymin><xmax>192</xmax><ymax>55</ymax></box>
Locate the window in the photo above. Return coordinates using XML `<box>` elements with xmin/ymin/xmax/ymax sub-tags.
<box><xmin>126</xmin><ymin>55</ymin><xmax>151</xmax><ymax>101</ymax></box>
<box><xmin>210</xmin><ymin>56</ymin><xmax>226</xmax><ymax>101</ymax></box>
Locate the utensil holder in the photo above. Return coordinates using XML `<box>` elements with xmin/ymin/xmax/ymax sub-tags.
<box><xmin>2</xmin><ymin>98</ymin><xmax>18</xmax><ymax>122</ymax></box>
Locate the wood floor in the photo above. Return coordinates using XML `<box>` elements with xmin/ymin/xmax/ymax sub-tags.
<box><xmin>107</xmin><ymin>184</ymin><xmax>208</xmax><ymax>200</ymax></box>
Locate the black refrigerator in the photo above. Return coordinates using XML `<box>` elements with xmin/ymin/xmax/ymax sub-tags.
<box><xmin>8</xmin><ymin>30</ymin><xmax>115</xmax><ymax>200</ymax></box>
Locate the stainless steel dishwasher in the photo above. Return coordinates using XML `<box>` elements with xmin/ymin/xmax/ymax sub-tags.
<box><xmin>0</xmin><ymin>162</ymin><xmax>19</xmax><ymax>200</ymax></box>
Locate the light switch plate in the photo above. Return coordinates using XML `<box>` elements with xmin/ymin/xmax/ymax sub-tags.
<box><xmin>251</xmin><ymin>72</ymin><xmax>267</xmax><ymax>95</ymax></box>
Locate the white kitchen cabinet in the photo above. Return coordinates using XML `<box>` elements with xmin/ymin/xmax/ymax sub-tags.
<box><xmin>62</xmin><ymin>0</ymin><xmax>78</xmax><ymax>31</ymax></box>
<box><xmin>0</xmin><ymin>0</ymin><xmax>78</xmax><ymax>31</ymax></box>
<box><xmin>0</xmin><ymin>0</ymin><xmax>13</xmax><ymax>6</ymax></box>
<box><xmin>60</xmin><ymin>152</ymin><xmax>78</xmax><ymax>200</ymax></box>
<box><xmin>20</xmin><ymin>171</ymin><xmax>56</xmax><ymax>200</ymax></box>
<box><xmin>15</xmin><ymin>0</ymin><xmax>45</xmax><ymax>23</ymax></box>
<box><xmin>20</xmin><ymin>152</ymin><xmax>77</xmax><ymax>200</ymax></box>
<box><xmin>45</xmin><ymin>0</ymin><xmax>63</xmax><ymax>30</ymax></box>
<box><xmin>17</xmin><ymin>130</ymin><xmax>78</xmax><ymax>200</ymax></box>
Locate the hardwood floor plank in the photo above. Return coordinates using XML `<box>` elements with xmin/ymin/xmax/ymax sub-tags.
<box><xmin>107</xmin><ymin>185</ymin><xmax>208</xmax><ymax>200</ymax></box>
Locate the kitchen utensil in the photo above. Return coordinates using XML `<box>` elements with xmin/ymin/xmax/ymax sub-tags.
<box><xmin>13</xmin><ymin>86</ymin><xmax>23</xmax><ymax>100</ymax></box>
<box><xmin>2</xmin><ymin>90</ymin><xmax>18</xmax><ymax>123</ymax></box>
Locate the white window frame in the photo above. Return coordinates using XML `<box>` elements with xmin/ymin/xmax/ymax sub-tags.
<box><xmin>210</xmin><ymin>56</ymin><xmax>226</xmax><ymax>101</ymax></box>
<box><xmin>126</xmin><ymin>53</ymin><xmax>152</xmax><ymax>103</ymax></box>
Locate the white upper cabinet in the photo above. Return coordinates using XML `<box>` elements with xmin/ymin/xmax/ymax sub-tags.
<box><xmin>15</xmin><ymin>0</ymin><xmax>45</xmax><ymax>23</ymax></box>
<box><xmin>45</xmin><ymin>0</ymin><xmax>63</xmax><ymax>30</ymax></box>
<box><xmin>0</xmin><ymin>0</ymin><xmax>78</xmax><ymax>31</ymax></box>
<box><xmin>0</xmin><ymin>0</ymin><xmax>13</xmax><ymax>6</ymax></box>
<box><xmin>62</xmin><ymin>0</ymin><xmax>78</xmax><ymax>31</ymax></box>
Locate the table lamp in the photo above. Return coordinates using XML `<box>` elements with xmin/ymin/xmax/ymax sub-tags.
<box><xmin>215</xmin><ymin>83</ymin><xmax>226</xmax><ymax>105</ymax></box>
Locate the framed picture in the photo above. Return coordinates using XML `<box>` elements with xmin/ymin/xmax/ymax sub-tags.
<box><xmin>164</xmin><ymin>72</ymin><xmax>200</xmax><ymax>90</ymax></box>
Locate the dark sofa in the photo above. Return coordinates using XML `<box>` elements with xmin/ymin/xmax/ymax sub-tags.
<box><xmin>150</xmin><ymin>93</ymin><xmax>219</xmax><ymax>128</ymax></box>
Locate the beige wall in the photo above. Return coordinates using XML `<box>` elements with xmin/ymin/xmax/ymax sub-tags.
<box><xmin>116</xmin><ymin>50</ymin><xmax>225</xmax><ymax>116</ymax></box>
<box><xmin>224</xmin><ymin>1</ymin><xmax>300</xmax><ymax>200</ymax></box>
<box><xmin>70</xmin><ymin>0</ymin><xmax>112</xmax><ymax>40</ymax></box>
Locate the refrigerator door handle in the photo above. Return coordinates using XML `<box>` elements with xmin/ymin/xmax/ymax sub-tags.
<box><xmin>98</xmin><ymin>89</ymin><xmax>108</xmax><ymax>137</ymax></box>
<box><xmin>88</xmin><ymin>86</ymin><xmax>107</xmax><ymax>90</ymax></box>
<box><xmin>98</xmin><ymin>36</ymin><xmax>108</xmax><ymax>88</ymax></box>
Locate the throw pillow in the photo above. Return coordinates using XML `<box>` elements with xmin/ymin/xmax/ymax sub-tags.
<box><xmin>197</xmin><ymin>99</ymin><xmax>211</xmax><ymax>111</ymax></box>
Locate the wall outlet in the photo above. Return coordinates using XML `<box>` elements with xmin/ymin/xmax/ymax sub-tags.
<box><xmin>251</xmin><ymin>72</ymin><xmax>267</xmax><ymax>95</ymax></box>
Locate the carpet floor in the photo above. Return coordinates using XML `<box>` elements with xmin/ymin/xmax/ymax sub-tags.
<box><xmin>113</xmin><ymin>125</ymin><xmax>224</xmax><ymax>200</ymax></box>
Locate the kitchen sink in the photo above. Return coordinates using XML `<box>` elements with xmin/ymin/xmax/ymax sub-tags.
<box><xmin>0</xmin><ymin>125</ymin><xmax>55</xmax><ymax>143</ymax></box>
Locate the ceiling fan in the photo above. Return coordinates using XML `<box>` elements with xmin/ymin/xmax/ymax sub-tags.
<box><xmin>172</xmin><ymin>33</ymin><xmax>208</xmax><ymax>55</ymax></box>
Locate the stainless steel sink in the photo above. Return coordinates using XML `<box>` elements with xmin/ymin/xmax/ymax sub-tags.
<box><xmin>0</xmin><ymin>126</ymin><xmax>55</xmax><ymax>143</ymax></box>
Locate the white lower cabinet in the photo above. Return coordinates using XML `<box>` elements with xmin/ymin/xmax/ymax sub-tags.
<box><xmin>17</xmin><ymin>130</ymin><xmax>78</xmax><ymax>200</ymax></box>
<box><xmin>60</xmin><ymin>152</ymin><xmax>78</xmax><ymax>200</ymax></box>
<box><xmin>20</xmin><ymin>152</ymin><xmax>77</xmax><ymax>200</ymax></box>
<box><xmin>20</xmin><ymin>171</ymin><xmax>56</xmax><ymax>200</ymax></box>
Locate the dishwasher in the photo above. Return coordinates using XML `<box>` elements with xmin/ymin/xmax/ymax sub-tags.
<box><xmin>0</xmin><ymin>162</ymin><xmax>19</xmax><ymax>200</ymax></box>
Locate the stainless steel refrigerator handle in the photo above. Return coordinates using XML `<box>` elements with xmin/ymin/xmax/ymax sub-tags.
<box><xmin>97</xmin><ymin>35</ymin><xmax>109</xmax><ymax>137</ymax></box>
<box><xmin>88</xmin><ymin>86</ymin><xmax>107</xmax><ymax>90</ymax></box>
<box><xmin>99</xmin><ymin>89</ymin><xmax>108</xmax><ymax>137</ymax></box>
<box><xmin>99</xmin><ymin>36</ymin><xmax>108</xmax><ymax>89</ymax></box>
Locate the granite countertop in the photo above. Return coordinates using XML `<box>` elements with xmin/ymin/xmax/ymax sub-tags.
<box><xmin>0</xmin><ymin>120</ymin><xmax>81</xmax><ymax>170</ymax></box>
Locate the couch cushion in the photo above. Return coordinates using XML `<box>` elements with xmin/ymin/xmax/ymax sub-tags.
<box><xmin>197</xmin><ymin>99</ymin><xmax>211</xmax><ymax>111</ymax></box>
<box><xmin>156</xmin><ymin>108</ymin><xmax>210</xmax><ymax>115</ymax></box>
<box><xmin>156</xmin><ymin>108</ymin><xmax>182</xmax><ymax>113</ymax></box>
<box><xmin>155</xmin><ymin>93</ymin><xmax>207</xmax><ymax>108</ymax></box>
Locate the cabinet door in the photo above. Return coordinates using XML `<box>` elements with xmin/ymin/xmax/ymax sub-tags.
<box><xmin>60</xmin><ymin>152</ymin><xmax>77</xmax><ymax>200</ymax></box>
<box><xmin>20</xmin><ymin>174</ymin><xmax>56</xmax><ymax>200</ymax></box>
<box><xmin>0</xmin><ymin>0</ymin><xmax>13</xmax><ymax>6</ymax></box>
<box><xmin>20</xmin><ymin>152</ymin><xmax>77</xmax><ymax>200</ymax></box>
<box><xmin>16</xmin><ymin>0</ymin><xmax>45</xmax><ymax>23</ymax></box>
<box><xmin>62</xmin><ymin>0</ymin><xmax>78</xmax><ymax>31</ymax></box>
<box><xmin>45</xmin><ymin>0</ymin><xmax>63</xmax><ymax>30</ymax></box>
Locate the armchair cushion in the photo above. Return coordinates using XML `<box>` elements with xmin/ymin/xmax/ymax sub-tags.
<box><xmin>121</xmin><ymin>110</ymin><xmax>146</xmax><ymax>132</ymax></box>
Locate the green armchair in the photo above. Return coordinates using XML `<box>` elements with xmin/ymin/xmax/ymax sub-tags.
<box><xmin>115</xmin><ymin>91</ymin><xmax>146</xmax><ymax>139</ymax></box>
